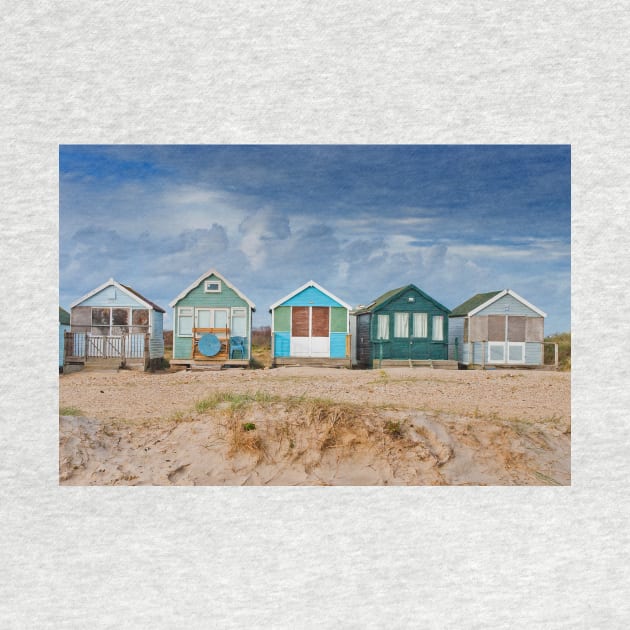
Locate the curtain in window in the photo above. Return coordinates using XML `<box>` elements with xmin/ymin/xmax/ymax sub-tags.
<box><xmin>432</xmin><ymin>315</ymin><xmax>444</xmax><ymax>341</ymax></box>
<box><xmin>394</xmin><ymin>312</ymin><xmax>409</xmax><ymax>337</ymax></box>
<box><xmin>377</xmin><ymin>314</ymin><xmax>389</xmax><ymax>340</ymax></box>
<box><xmin>413</xmin><ymin>313</ymin><xmax>427</xmax><ymax>337</ymax></box>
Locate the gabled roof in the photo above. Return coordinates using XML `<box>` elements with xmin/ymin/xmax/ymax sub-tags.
<box><xmin>120</xmin><ymin>284</ymin><xmax>166</xmax><ymax>313</ymax></box>
<box><xmin>59</xmin><ymin>306</ymin><xmax>70</xmax><ymax>325</ymax></box>
<box><xmin>450</xmin><ymin>289</ymin><xmax>547</xmax><ymax>318</ymax></box>
<box><xmin>269</xmin><ymin>280</ymin><xmax>352</xmax><ymax>311</ymax></box>
<box><xmin>449</xmin><ymin>291</ymin><xmax>501</xmax><ymax>317</ymax></box>
<box><xmin>352</xmin><ymin>284</ymin><xmax>450</xmax><ymax>315</ymax></box>
<box><xmin>169</xmin><ymin>268</ymin><xmax>255</xmax><ymax>310</ymax></box>
<box><xmin>70</xmin><ymin>278</ymin><xmax>165</xmax><ymax>312</ymax></box>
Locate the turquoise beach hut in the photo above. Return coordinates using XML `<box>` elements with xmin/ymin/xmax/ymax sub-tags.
<box><xmin>270</xmin><ymin>281</ymin><xmax>352</xmax><ymax>367</ymax></box>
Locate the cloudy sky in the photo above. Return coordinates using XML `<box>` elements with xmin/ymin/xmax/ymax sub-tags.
<box><xmin>59</xmin><ymin>145</ymin><xmax>570</xmax><ymax>333</ymax></box>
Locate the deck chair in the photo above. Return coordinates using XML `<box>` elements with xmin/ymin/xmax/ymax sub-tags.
<box><xmin>230</xmin><ymin>336</ymin><xmax>246</xmax><ymax>359</ymax></box>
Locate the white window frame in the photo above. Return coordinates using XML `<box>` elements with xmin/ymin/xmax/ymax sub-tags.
<box><xmin>196</xmin><ymin>308</ymin><xmax>229</xmax><ymax>329</ymax></box>
<box><xmin>376</xmin><ymin>314</ymin><xmax>389</xmax><ymax>340</ymax></box>
<box><xmin>178</xmin><ymin>307</ymin><xmax>194</xmax><ymax>337</ymax></box>
<box><xmin>432</xmin><ymin>315</ymin><xmax>444</xmax><ymax>341</ymax></box>
<box><xmin>412</xmin><ymin>312</ymin><xmax>428</xmax><ymax>338</ymax></box>
<box><xmin>204</xmin><ymin>280</ymin><xmax>222</xmax><ymax>293</ymax></box>
<box><xmin>394</xmin><ymin>312</ymin><xmax>409</xmax><ymax>338</ymax></box>
<box><xmin>231</xmin><ymin>307</ymin><xmax>247</xmax><ymax>337</ymax></box>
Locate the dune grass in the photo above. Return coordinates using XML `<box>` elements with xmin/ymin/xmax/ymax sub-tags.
<box><xmin>59</xmin><ymin>406</ymin><xmax>84</xmax><ymax>416</ymax></box>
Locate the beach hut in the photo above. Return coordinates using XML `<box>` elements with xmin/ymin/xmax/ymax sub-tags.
<box><xmin>68</xmin><ymin>278</ymin><xmax>165</xmax><ymax>369</ymax></box>
<box><xmin>270</xmin><ymin>281</ymin><xmax>352</xmax><ymax>367</ymax></box>
<box><xmin>169</xmin><ymin>269</ymin><xmax>255</xmax><ymax>368</ymax></box>
<box><xmin>59</xmin><ymin>307</ymin><xmax>70</xmax><ymax>371</ymax></box>
<box><xmin>448</xmin><ymin>289</ymin><xmax>547</xmax><ymax>367</ymax></box>
<box><xmin>352</xmin><ymin>284</ymin><xmax>452</xmax><ymax>368</ymax></box>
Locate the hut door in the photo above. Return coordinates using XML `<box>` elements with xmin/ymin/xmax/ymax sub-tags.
<box><xmin>290</xmin><ymin>306</ymin><xmax>330</xmax><ymax>357</ymax></box>
<box><xmin>486</xmin><ymin>316</ymin><xmax>526</xmax><ymax>364</ymax></box>
<box><xmin>291</xmin><ymin>307</ymin><xmax>310</xmax><ymax>356</ymax></box>
<box><xmin>310</xmin><ymin>307</ymin><xmax>330</xmax><ymax>357</ymax></box>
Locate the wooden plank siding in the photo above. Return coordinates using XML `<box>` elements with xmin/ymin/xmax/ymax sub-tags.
<box><xmin>353</xmin><ymin>285</ymin><xmax>450</xmax><ymax>367</ymax></box>
<box><xmin>474</xmin><ymin>293</ymin><xmax>541</xmax><ymax>318</ymax></box>
<box><xmin>70</xmin><ymin>279</ymin><xmax>165</xmax><ymax>368</ymax></box>
<box><xmin>171</xmin><ymin>272</ymin><xmax>253</xmax><ymax>362</ymax></box>
<box><xmin>270</xmin><ymin>282</ymin><xmax>351</xmax><ymax>364</ymax></box>
<box><xmin>449</xmin><ymin>291</ymin><xmax>547</xmax><ymax>367</ymax></box>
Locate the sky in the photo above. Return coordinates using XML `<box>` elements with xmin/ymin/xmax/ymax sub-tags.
<box><xmin>59</xmin><ymin>145</ymin><xmax>571</xmax><ymax>333</ymax></box>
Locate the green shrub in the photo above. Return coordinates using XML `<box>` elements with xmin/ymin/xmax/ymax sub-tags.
<box><xmin>544</xmin><ymin>332</ymin><xmax>571</xmax><ymax>370</ymax></box>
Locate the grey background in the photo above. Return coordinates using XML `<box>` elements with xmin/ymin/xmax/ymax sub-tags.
<box><xmin>2</xmin><ymin>2</ymin><xmax>628</xmax><ymax>627</ymax></box>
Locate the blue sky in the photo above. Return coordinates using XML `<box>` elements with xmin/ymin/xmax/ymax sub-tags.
<box><xmin>59</xmin><ymin>145</ymin><xmax>570</xmax><ymax>333</ymax></box>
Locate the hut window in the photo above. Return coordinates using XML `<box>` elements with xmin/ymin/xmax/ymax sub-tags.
<box><xmin>394</xmin><ymin>312</ymin><xmax>409</xmax><ymax>337</ymax></box>
<box><xmin>91</xmin><ymin>307</ymin><xmax>110</xmax><ymax>336</ymax></box>
<box><xmin>92</xmin><ymin>307</ymin><xmax>110</xmax><ymax>327</ymax></box>
<box><xmin>112</xmin><ymin>308</ymin><xmax>129</xmax><ymax>326</ymax></box>
<box><xmin>214</xmin><ymin>310</ymin><xmax>228</xmax><ymax>328</ymax></box>
<box><xmin>413</xmin><ymin>313</ymin><xmax>428</xmax><ymax>337</ymax></box>
<box><xmin>132</xmin><ymin>309</ymin><xmax>149</xmax><ymax>327</ymax></box>
<box><xmin>432</xmin><ymin>316</ymin><xmax>444</xmax><ymax>341</ymax></box>
<box><xmin>178</xmin><ymin>307</ymin><xmax>193</xmax><ymax>336</ymax></box>
<box><xmin>204</xmin><ymin>280</ymin><xmax>221</xmax><ymax>293</ymax></box>
<box><xmin>376</xmin><ymin>314</ymin><xmax>389</xmax><ymax>340</ymax></box>
<box><xmin>231</xmin><ymin>308</ymin><xmax>247</xmax><ymax>337</ymax></box>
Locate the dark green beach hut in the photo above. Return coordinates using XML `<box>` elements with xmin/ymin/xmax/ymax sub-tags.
<box><xmin>352</xmin><ymin>284</ymin><xmax>450</xmax><ymax>368</ymax></box>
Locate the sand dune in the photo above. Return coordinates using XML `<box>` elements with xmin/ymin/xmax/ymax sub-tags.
<box><xmin>59</xmin><ymin>367</ymin><xmax>570</xmax><ymax>486</ymax></box>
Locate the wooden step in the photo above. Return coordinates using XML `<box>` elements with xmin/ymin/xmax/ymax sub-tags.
<box><xmin>431</xmin><ymin>360</ymin><xmax>459</xmax><ymax>370</ymax></box>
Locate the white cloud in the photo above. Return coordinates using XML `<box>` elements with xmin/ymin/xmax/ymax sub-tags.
<box><xmin>238</xmin><ymin>207</ymin><xmax>291</xmax><ymax>270</ymax></box>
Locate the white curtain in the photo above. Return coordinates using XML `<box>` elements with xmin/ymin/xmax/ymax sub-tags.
<box><xmin>432</xmin><ymin>315</ymin><xmax>444</xmax><ymax>341</ymax></box>
<box><xmin>394</xmin><ymin>312</ymin><xmax>409</xmax><ymax>337</ymax></box>
<box><xmin>413</xmin><ymin>312</ymin><xmax>427</xmax><ymax>337</ymax></box>
<box><xmin>377</xmin><ymin>314</ymin><xmax>389</xmax><ymax>339</ymax></box>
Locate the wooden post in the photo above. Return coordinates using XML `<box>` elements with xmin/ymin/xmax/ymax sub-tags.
<box><xmin>121</xmin><ymin>334</ymin><xmax>126</xmax><ymax>368</ymax></box>
<box><xmin>346</xmin><ymin>333</ymin><xmax>352</xmax><ymax>368</ymax></box>
<box><xmin>482</xmin><ymin>341</ymin><xmax>486</xmax><ymax>370</ymax></box>
<box><xmin>84</xmin><ymin>333</ymin><xmax>88</xmax><ymax>363</ymax></box>
<box><xmin>64</xmin><ymin>331</ymin><xmax>71</xmax><ymax>365</ymax></box>
<box><xmin>554</xmin><ymin>343</ymin><xmax>559</xmax><ymax>370</ymax></box>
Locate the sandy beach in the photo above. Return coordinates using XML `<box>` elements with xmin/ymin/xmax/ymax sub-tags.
<box><xmin>59</xmin><ymin>366</ymin><xmax>570</xmax><ymax>485</ymax></box>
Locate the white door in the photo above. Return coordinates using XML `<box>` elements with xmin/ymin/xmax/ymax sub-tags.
<box><xmin>310</xmin><ymin>337</ymin><xmax>330</xmax><ymax>357</ymax></box>
<box><xmin>290</xmin><ymin>306</ymin><xmax>330</xmax><ymax>357</ymax></box>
